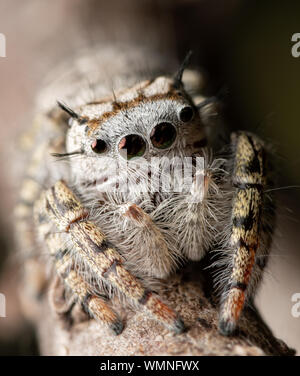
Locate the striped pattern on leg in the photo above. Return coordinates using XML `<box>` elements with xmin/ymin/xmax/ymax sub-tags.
<box><xmin>219</xmin><ymin>132</ymin><xmax>266</xmax><ymax>336</ymax></box>
<box><xmin>41</xmin><ymin>228</ymin><xmax>124</xmax><ymax>334</ymax></box>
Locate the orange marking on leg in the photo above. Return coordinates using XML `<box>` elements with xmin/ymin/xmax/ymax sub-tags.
<box><xmin>146</xmin><ymin>295</ymin><xmax>176</xmax><ymax>321</ymax></box>
<box><xmin>122</xmin><ymin>203</ymin><xmax>151</xmax><ymax>226</ymax></box>
<box><xmin>230</xmin><ymin>288</ymin><xmax>245</xmax><ymax>321</ymax></box>
<box><xmin>144</xmin><ymin>294</ymin><xmax>184</xmax><ymax>331</ymax></box>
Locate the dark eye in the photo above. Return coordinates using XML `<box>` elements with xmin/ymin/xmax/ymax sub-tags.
<box><xmin>118</xmin><ymin>134</ymin><xmax>146</xmax><ymax>160</ymax></box>
<box><xmin>179</xmin><ymin>106</ymin><xmax>194</xmax><ymax>122</ymax></box>
<box><xmin>150</xmin><ymin>122</ymin><xmax>177</xmax><ymax>149</ymax></box>
<box><xmin>91</xmin><ymin>139</ymin><xmax>107</xmax><ymax>154</ymax></box>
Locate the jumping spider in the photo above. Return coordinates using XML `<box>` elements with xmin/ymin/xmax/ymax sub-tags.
<box><xmin>14</xmin><ymin>47</ymin><xmax>274</xmax><ymax>337</ymax></box>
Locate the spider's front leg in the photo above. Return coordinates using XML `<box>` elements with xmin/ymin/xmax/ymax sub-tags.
<box><xmin>34</xmin><ymin>197</ymin><xmax>124</xmax><ymax>334</ymax></box>
<box><xmin>36</xmin><ymin>181</ymin><xmax>185</xmax><ymax>334</ymax></box>
<box><xmin>218</xmin><ymin>131</ymin><xmax>273</xmax><ymax>335</ymax></box>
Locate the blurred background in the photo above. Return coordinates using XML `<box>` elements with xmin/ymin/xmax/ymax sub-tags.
<box><xmin>0</xmin><ymin>0</ymin><xmax>299</xmax><ymax>355</ymax></box>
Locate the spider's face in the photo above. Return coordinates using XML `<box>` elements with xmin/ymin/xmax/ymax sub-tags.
<box><xmin>66</xmin><ymin>76</ymin><xmax>206</xmax><ymax>194</ymax></box>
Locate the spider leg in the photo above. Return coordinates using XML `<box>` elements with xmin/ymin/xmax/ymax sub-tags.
<box><xmin>34</xmin><ymin>197</ymin><xmax>124</xmax><ymax>335</ymax></box>
<box><xmin>14</xmin><ymin>112</ymin><xmax>68</xmax><ymax>310</ymax></box>
<box><xmin>120</xmin><ymin>202</ymin><xmax>178</xmax><ymax>278</ymax></box>
<box><xmin>40</xmin><ymin>180</ymin><xmax>185</xmax><ymax>334</ymax></box>
<box><xmin>15</xmin><ymin>179</ymin><xmax>48</xmax><ymax>305</ymax></box>
<box><xmin>15</xmin><ymin>155</ymin><xmax>59</xmax><ymax>315</ymax></box>
<box><xmin>218</xmin><ymin>131</ymin><xmax>272</xmax><ymax>336</ymax></box>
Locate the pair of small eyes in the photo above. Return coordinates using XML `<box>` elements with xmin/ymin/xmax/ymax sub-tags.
<box><xmin>91</xmin><ymin>106</ymin><xmax>194</xmax><ymax>160</ymax></box>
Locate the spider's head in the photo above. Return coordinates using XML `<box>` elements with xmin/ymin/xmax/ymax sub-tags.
<box><xmin>59</xmin><ymin>65</ymin><xmax>207</xmax><ymax>197</ymax></box>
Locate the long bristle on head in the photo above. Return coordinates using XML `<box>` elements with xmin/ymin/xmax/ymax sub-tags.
<box><xmin>57</xmin><ymin>100</ymin><xmax>80</xmax><ymax>120</ymax></box>
<box><xmin>174</xmin><ymin>50</ymin><xmax>193</xmax><ymax>88</ymax></box>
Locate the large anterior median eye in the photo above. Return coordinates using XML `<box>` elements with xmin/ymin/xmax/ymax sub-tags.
<box><xmin>118</xmin><ymin>134</ymin><xmax>146</xmax><ymax>160</ymax></box>
<box><xmin>91</xmin><ymin>139</ymin><xmax>107</xmax><ymax>154</ymax></box>
<box><xmin>150</xmin><ymin>122</ymin><xmax>177</xmax><ymax>149</ymax></box>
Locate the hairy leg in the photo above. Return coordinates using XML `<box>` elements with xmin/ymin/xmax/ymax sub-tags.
<box><xmin>218</xmin><ymin>131</ymin><xmax>274</xmax><ymax>335</ymax></box>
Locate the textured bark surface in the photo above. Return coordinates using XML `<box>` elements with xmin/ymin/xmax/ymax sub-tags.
<box><xmin>37</xmin><ymin>269</ymin><xmax>295</xmax><ymax>356</ymax></box>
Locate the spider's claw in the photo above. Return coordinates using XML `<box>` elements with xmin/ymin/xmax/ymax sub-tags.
<box><xmin>110</xmin><ymin>319</ymin><xmax>124</xmax><ymax>335</ymax></box>
<box><xmin>173</xmin><ymin>317</ymin><xmax>186</xmax><ymax>334</ymax></box>
<box><xmin>218</xmin><ymin>318</ymin><xmax>237</xmax><ymax>336</ymax></box>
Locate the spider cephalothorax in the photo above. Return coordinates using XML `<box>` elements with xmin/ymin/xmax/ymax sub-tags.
<box><xmin>15</xmin><ymin>47</ymin><xmax>274</xmax><ymax>337</ymax></box>
<box><xmin>65</xmin><ymin>75</ymin><xmax>206</xmax><ymax>190</ymax></box>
